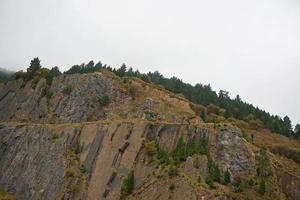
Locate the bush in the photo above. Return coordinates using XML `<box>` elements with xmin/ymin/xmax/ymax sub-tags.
<box><xmin>120</xmin><ymin>172</ymin><xmax>134</xmax><ymax>200</ymax></box>
<box><xmin>259</xmin><ymin>179</ymin><xmax>266</xmax><ymax>195</ymax></box>
<box><xmin>205</xmin><ymin>177</ymin><xmax>215</xmax><ymax>189</ymax></box>
<box><xmin>169</xmin><ymin>183</ymin><xmax>175</xmax><ymax>191</ymax></box>
<box><xmin>233</xmin><ymin>177</ymin><xmax>243</xmax><ymax>193</ymax></box>
<box><xmin>248</xmin><ymin>178</ymin><xmax>254</xmax><ymax>187</ymax></box>
<box><xmin>41</xmin><ymin>86</ymin><xmax>53</xmax><ymax>103</ymax></box>
<box><xmin>224</xmin><ymin>170</ymin><xmax>231</xmax><ymax>185</ymax></box>
<box><xmin>256</xmin><ymin>149</ymin><xmax>271</xmax><ymax>177</ymax></box>
<box><xmin>156</xmin><ymin>144</ymin><xmax>170</xmax><ymax>165</ymax></box>
<box><xmin>63</xmin><ymin>85</ymin><xmax>72</xmax><ymax>95</ymax></box>
<box><xmin>144</xmin><ymin>140</ymin><xmax>157</xmax><ymax>156</ymax></box>
<box><xmin>99</xmin><ymin>95</ymin><xmax>110</xmax><ymax>106</ymax></box>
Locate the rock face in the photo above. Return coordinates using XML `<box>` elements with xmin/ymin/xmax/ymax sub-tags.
<box><xmin>0</xmin><ymin>72</ymin><xmax>131</xmax><ymax>123</ymax></box>
<box><xmin>209</xmin><ymin>127</ymin><xmax>256</xmax><ymax>180</ymax></box>
<box><xmin>0</xmin><ymin>71</ymin><xmax>299</xmax><ymax>200</ymax></box>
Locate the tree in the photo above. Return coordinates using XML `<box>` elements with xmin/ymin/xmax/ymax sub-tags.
<box><xmin>26</xmin><ymin>57</ymin><xmax>41</xmax><ymax>80</ymax></box>
<box><xmin>294</xmin><ymin>124</ymin><xmax>300</xmax><ymax>139</ymax></box>
<box><xmin>116</xmin><ymin>64</ymin><xmax>127</xmax><ymax>77</ymax></box>
<box><xmin>283</xmin><ymin>116</ymin><xmax>292</xmax><ymax>136</ymax></box>
<box><xmin>200</xmin><ymin>111</ymin><xmax>206</xmax><ymax>122</ymax></box>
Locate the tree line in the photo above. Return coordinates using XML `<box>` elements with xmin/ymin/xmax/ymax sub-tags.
<box><xmin>12</xmin><ymin>58</ymin><xmax>300</xmax><ymax>139</ymax></box>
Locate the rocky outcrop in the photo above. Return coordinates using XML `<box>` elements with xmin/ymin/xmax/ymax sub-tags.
<box><xmin>0</xmin><ymin>72</ymin><xmax>131</xmax><ymax>123</ymax></box>
<box><xmin>0</xmin><ymin>72</ymin><xmax>299</xmax><ymax>200</ymax></box>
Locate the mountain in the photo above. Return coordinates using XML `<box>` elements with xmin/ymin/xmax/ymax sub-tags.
<box><xmin>0</xmin><ymin>65</ymin><xmax>299</xmax><ymax>200</ymax></box>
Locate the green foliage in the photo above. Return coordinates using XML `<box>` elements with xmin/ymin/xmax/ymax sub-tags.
<box><xmin>172</xmin><ymin>136</ymin><xmax>186</xmax><ymax>163</ymax></box>
<box><xmin>200</xmin><ymin>111</ymin><xmax>206</xmax><ymax>122</ymax></box>
<box><xmin>64</xmin><ymin>60</ymin><xmax>104</xmax><ymax>74</ymax></box>
<box><xmin>41</xmin><ymin>86</ymin><xmax>53</xmax><ymax>102</ymax></box>
<box><xmin>207</xmin><ymin>155</ymin><xmax>221</xmax><ymax>183</ymax></box>
<box><xmin>205</xmin><ymin>177</ymin><xmax>215</xmax><ymax>189</ymax></box>
<box><xmin>248</xmin><ymin>178</ymin><xmax>254</xmax><ymax>187</ymax></box>
<box><xmin>294</xmin><ymin>124</ymin><xmax>300</xmax><ymax>139</ymax></box>
<box><xmin>259</xmin><ymin>179</ymin><xmax>266</xmax><ymax>195</ymax></box>
<box><xmin>256</xmin><ymin>149</ymin><xmax>270</xmax><ymax>177</ymax></box>
<box><xmin>26</xmin><ymin>57</ymin><xmax>41</xmax><ymax>80</ymax></box>
<box><xmin>156</xmin><ymin>144</ymin><xmax>170</xmax><ymax>165</ymax></box>
<box><xmin>224</xmin><ymin>170</ymin><xmax>231</xmax><ymax>185</ymax></box>
<box><xmin>74</xmin><ymin>139</ymin><xmax>82</xmax><ymax>154</ymax></box>
<box><xmin>169</xmin><ymin>183</ymin><xmax>175</xmax><ymax>191</ymax></box>
<box><xmin>172</xmin><ymin>134</ymin><xmax>208</xmax><ymax>165</ymax></box>
<box><xmin>120</xmin><ymin>172</ymin><xmax>134</xmax><ymax>200</ymax></box>
<box><xmin>63</xmin><ymin>86</ymin><xmax>72</xmax><ymax>95</ymax></box>
<box><xmin>62</xmin><ymin>60</ymin><xmax>296</xmax><ymax>138</ymax></box>
<box><xmin>233</xmin><ymin>177</ymin><xmax>243</xmax><ymax>193</ymax></box>
<box><xmin>79</xmin><ymin>165</ymin><xmax>86</xmax><ymax>173</ymax></box>
<box><xmin>98</xmin><ymin>95</ymin><xmax>110</xmax><ymax>107</ymax></box>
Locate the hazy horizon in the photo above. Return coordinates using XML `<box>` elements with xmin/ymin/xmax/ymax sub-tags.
<box><xmin>0</xmin><ymin>0</ymin><xmax>299</xmax><ymax>125</ymax></box>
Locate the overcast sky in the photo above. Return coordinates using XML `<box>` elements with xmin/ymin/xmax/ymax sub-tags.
<box><xmin>0</xmin><ymin>0</ymin><xmax>299</xmax><ymax>125</ymax></box>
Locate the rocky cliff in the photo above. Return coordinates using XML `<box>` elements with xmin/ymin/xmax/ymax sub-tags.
<box><xmin>0</xmin><ymin>71</ymin><xmax>299</xmax><ymax>200</ymax></box>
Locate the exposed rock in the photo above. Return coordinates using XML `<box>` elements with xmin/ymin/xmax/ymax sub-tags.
<box><xmin>209</xmin><ymin>127</ymin><xmax>256</xmax><ymax>179</ymax></box>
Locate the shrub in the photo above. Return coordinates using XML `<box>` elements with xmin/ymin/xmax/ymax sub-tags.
<box><xmin>41</xmin><ymin>86</ymin><xmax>53</xmax><ymax>103</ymax></box>
<box><xmin>248</xmin><ymin>178</ymin><xmax>254</xmax><ymax>187</ymax></box>
<box><xmin>233</xmin><ymin>177</ymin><xmax>243</xmax><ymax>193</ymax></box>
<box><xmin>74</xmin><ymin>139</ymin><xmax>82</xmax><ymax>154</ymax></box>
<box><xmin>259</xmin><ymin>179</ymin><xmax>266</xmax><ymax>195</ymax></box>
<box><xmin>256</xmin><ymin>149</ymin><xmax>271</xmax><ymax>177</ymax></box>
<box><xmin>205</xmin><ymin>177</ymin><xmax>215</xmax><ymax>189</ymax></box>
<box><xmin>169</xmin><ymin>183</ymin><xmax>175</xmax><ymax>191</ymax></box>
<box><xmin>156</xmin><ymin>144</ymin><xmax>170</xmax><ymax>165</ymax></box>
<box><xmin>66</xmin><ymin>168</ymin><xmax>76</xmax><ymax>178</ymax></box>
<box><xmin>63</xmin><ymin>85</ymin><xmax>72</xmax><ymax>95</ymax></box>
<box><xmin>120</xmin><ymin>172</ymin><xmax>134</xmax><ymax>200</ymax></box>
<box><xmin>144</xmin><ymin>140</ymin><xmax>157</xmax><ymax>156</ymax></box>
<box><xmin>224</xmin><ymin>170</ymin><xmax>231</xmax><ymax>185</ymax></box>
<box><xmin>99</xmin><ymin>95</ymin><xmax>110</xmax><ymax>106</ymax></box>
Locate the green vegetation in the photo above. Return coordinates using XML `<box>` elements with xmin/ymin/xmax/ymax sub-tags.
<box><xmin>233</xmin><ymin>177</ymin><xmax>243</xmax><ymax>193</ymax></box>
<box><xmin>207</xmin><ymin>155</ymin><xmax>221</xmax><ymax>183</ymax></box>
<box><xmin>12</xmin><ymin>58</ymin><xmax>299</xmax><ymax>138</ymax></box>
<box><xmin>256</xmin><ymin>149</ymin><xmax>271</xmax><ymax>177</ymax></box>
<box><xmin>224</xmin><ymin>170</ymin><xmax>231</xmax><ymax>185</ymax></box>
<box><xmin>248</xmin><ymin>178</ymin><xmax>254</xmax><ymax>187</ymax></box>
<box><xmin>258</xmin><ymin>179</ymin><xmax>266</xmax><ymax>195</ymax></box>
<box><xmin>98</xmin><ymin>95</ymin><xmax>110</xmax><ymax>106</ymax></box>
<box><xmin>120</xmin><ymin>172</ymin><xmax>134</xmax><ymax>200</ymax></box>
<box><xmin>63</xmin><ymin>85</ymin><xmax>72</xmax><ymax>95</ymax></box>
<box><xmin>169</xmin><ymin>183</ymin><xmax>175</xmax><ymax>191</ymax></box>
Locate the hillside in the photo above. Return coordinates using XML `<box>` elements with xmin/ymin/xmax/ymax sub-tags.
<box><xmin>0</xmin><ymin>65</ymin><xmax>299</xmax><ymax>200</ymax></box>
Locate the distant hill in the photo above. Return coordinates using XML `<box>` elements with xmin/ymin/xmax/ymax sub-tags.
<box><xmin>0</xmin><ymin>68</ymin><xmax>14</xmax><ymax>82</ymax></box>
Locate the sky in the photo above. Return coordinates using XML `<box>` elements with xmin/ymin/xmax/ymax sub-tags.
<box><xmin>0</xmin><ymin>0</ymin><xmax>299</xmax><ymax>125</ymax></box>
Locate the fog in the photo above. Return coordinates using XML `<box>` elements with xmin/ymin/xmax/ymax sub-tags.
<box><xmin>0</xmin><ymin>0</ymin><xmax>299</xmax><ymax>125</ymax></box>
